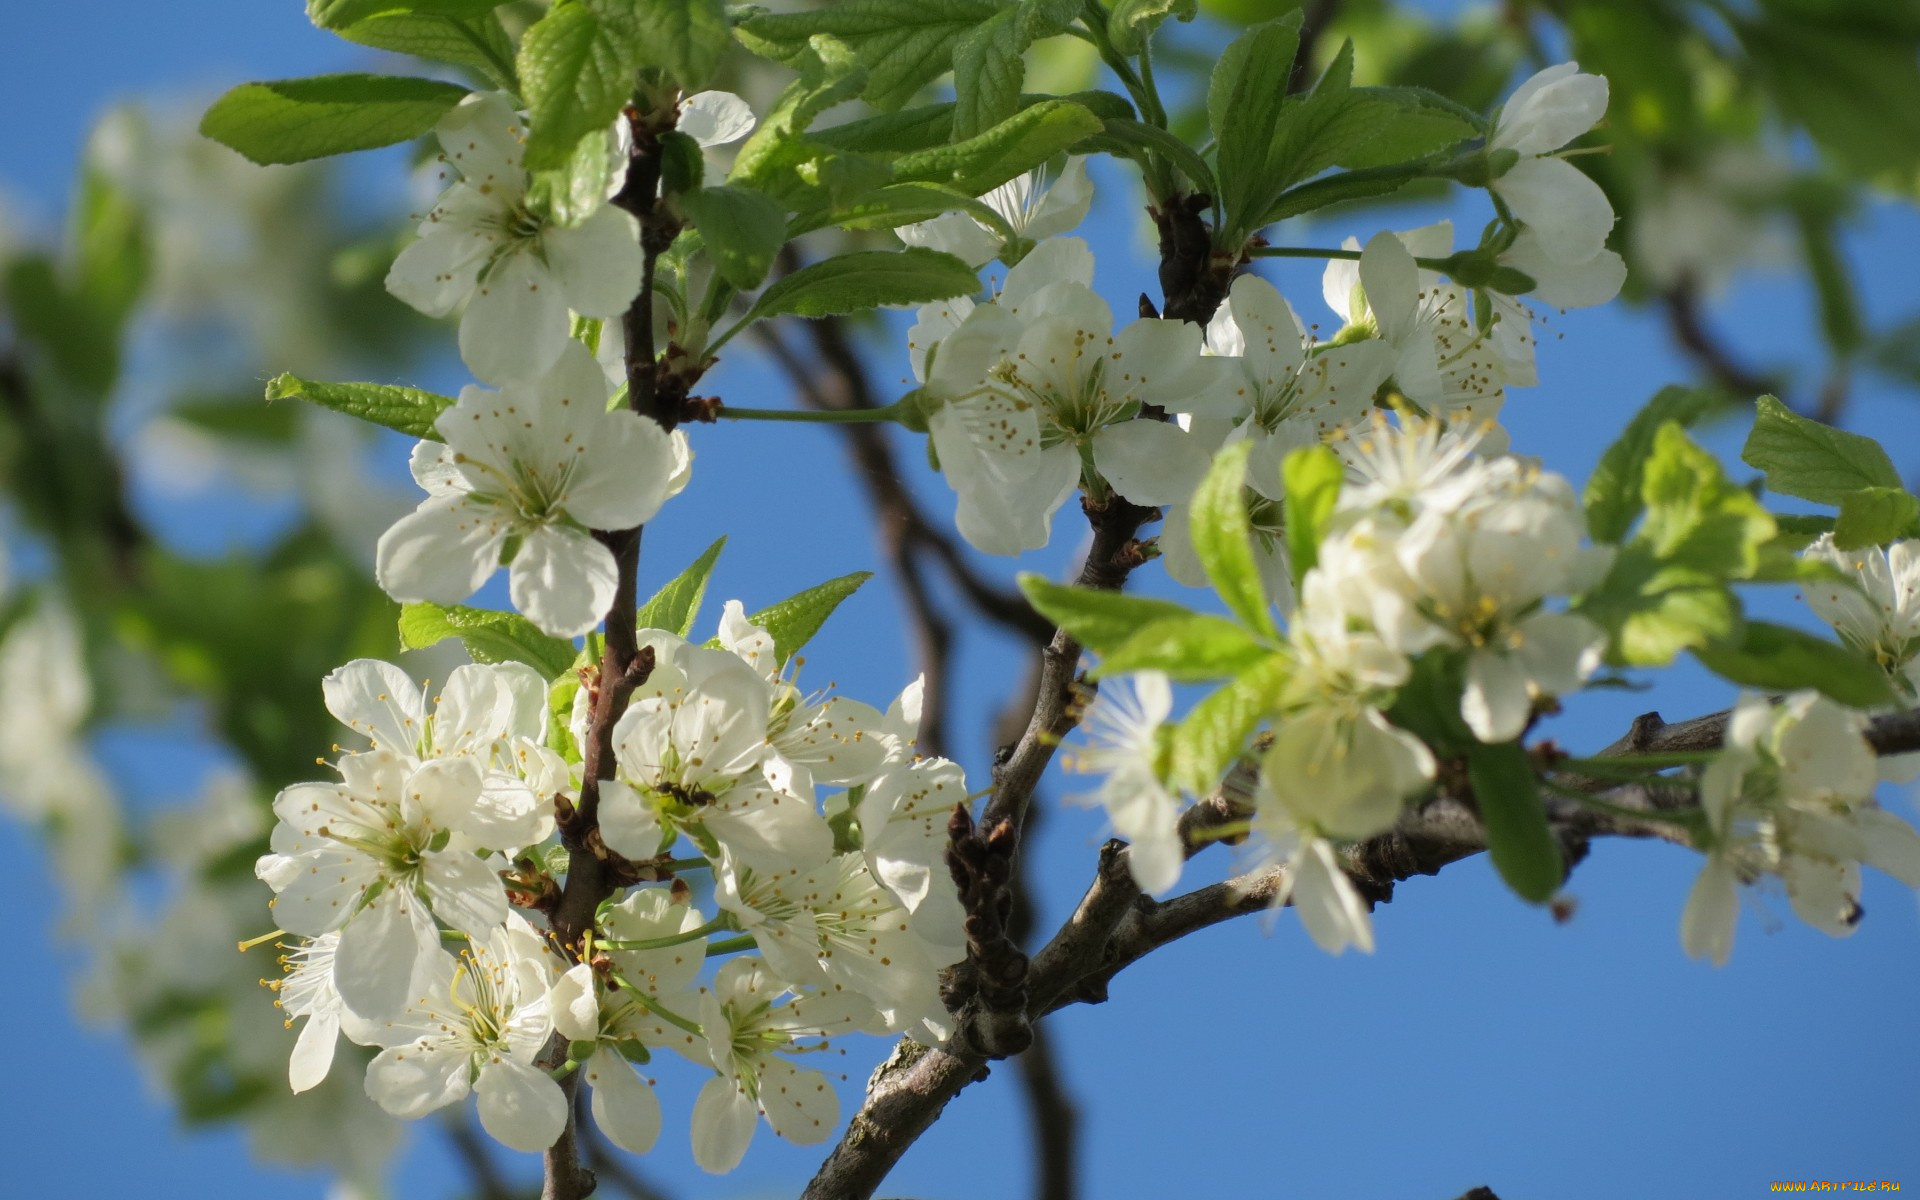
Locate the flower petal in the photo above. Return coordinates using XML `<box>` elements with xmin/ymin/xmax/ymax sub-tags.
<box><xmin>509</xmin><ymin>525</ymin><xmax>619</xmax><ymax>639</ymax></box>
<box><xmin>586</xmin><ymin>1046</ymin><xmax>663</xmax><ymax>1154</ymax></box>
<box><xmin>476</xmin><ymin>1055</ymin><xmax>570</xmax><ymax>1152</ymax></box>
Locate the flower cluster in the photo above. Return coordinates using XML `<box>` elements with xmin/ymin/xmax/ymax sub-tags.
<box><xmin>255</xmin><ymin>605</ymin><xmax>968</xmax><ymax>1165</ymax></box>
<box><xmin>1683</xmin><ymin>691</ymin><xmax>1920</xmax><ymax>966</ymax></box>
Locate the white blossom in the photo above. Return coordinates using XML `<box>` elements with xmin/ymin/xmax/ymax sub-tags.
<box><xmin>375</xmin><ymin>342</ymin><xmax>688</xmax><ymax>638</ymax></box>
<box><xmin>1488</xmin><ymin>64</ymin><xmax>1623</xmax><ymax>297</ymax></box>
<box><xmin>896</xmin><ymin>158</ymin><xmax>1094</xmax><ymax>267</ymax></box>
<box><xmin>386</xmin><ymin>92</ymin><xmax>643</xmax><ymax>384</ymax></box>
<box><xmin>1065</xmin><ymin>671</ymin><xmax>1185</xmax><ymax>895</ymax></box>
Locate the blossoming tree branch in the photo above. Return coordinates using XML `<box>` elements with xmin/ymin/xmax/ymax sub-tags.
<box><xmin>4</xmin><ymin>0</ymin><xmax>1911</xmax><ymax>1196</ymax></box>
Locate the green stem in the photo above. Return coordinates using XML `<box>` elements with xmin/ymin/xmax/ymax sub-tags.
<box><xmin>1558</xmin><ymin>752</ymin><xmax>1720</xmax><ymax>776</ymax></box>
<box><xmin>703</xmin><ymin>934</ymin><xmax>757</xmax><ymax>958</ymax></box>
<box><xmin>597</xmin><ymin>916</ymin><xmax>728</xmax><ymax>952</ymax></box>
<box><xmin>609</xmin><ymin>975</ymin><xmax>705</xmax><ymax>1037</ymax></box>
<box><xmin>716</xmin><ymin>401</ymin><xmax>907</xmax><ymax>425</ymax></box>
<box><xmin>659</xmin><ymin>855</ymin><xmax>711</xmax><ymax>871</ymax></box>
<box><xmin>1250</xmin><ymin>245</ymin><xmax>1454</xmax><ymax>273</ymax></box>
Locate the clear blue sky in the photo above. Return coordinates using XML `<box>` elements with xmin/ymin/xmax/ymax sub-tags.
<box><xmin>3</xmin><ymin>4</ymin><xmax>1918</xmax><ymax>1198</ymax></box>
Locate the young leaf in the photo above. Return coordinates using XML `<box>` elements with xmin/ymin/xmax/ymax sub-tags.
<box><xmin>399</xmin><ymin>603</ymin><xmax>577</xmax><ymax>678</ymax></box>
<box><xmin>745</xmin><ymin>249</ymin><xmax>978</xmax><ymax>322</ymax></box>
<box><xmin>1693</xmin><ymin>621</ymin><xmax>1896</xmax><ymax>709</ymax></box>
<box><xmin>316</xmin><ymin>6</ymin><xmax>517</xmax><ymax>90</ymax></box>
<box><xmin>746</xmin><ymin>572</ymin><xmax>874</xmax><ymax>665</ymax></box>
<box><xmin>266</xmin><ymin>374</ymin><xmax>454</xmax><ymax>439</ymax></box>
<box><xmin>636</xmin><ymin>537</ymin><xmax>727</xmax><ymax>638</ymax></box>
<box><xmin>1091</xmin><ymin>613</ymin><xmax>1267</xmax><ymax>682</ymax></box>
<box><xmin>1108</xmin><ymin>0</ymin><xmax>1198</xmax><ymax>55</ymax></box>
<box><xmin>518</xmin><ymin>3</ymin><xmax>642</xmax><ymax>171</ymax></box>
<box><xmin>1741</xmin><ymin>394</ymin><xmax>1901</xmax><ymax>505</ymax></box>
<box><xmin>1832</xmin><ymin>486</ymin><xmax>1920</xmax><ymax>551</ymax></box>
<box><xmin>1167</xmin><ymin>652</ymin><xmax>1289</xmax><ymax>796</ymax></box>
<box><xmin>736</xmin><ymin>0</ymin><xmax>1003</xmax><ymax>111</ymax></box>
<box><xmin>1584</xmin><ymin>385</ymin><xmax>1724</xmax><ymax>544</ymax></box>
<box><xmin>1083</xmin><ymin>118</ymin><xmax>1217</xmax><ymax>196</ymax></box>
<box><xmin>892</xmin><ymin>100</ymin><xmax>1103</xmax><ymax>197</ymax></box>
<box><xmin>1640</xmin><ymin>423</ymin><xmax>1776</xmax><ymax>581</ymax></box>
<box><xmin>1018</xmin><ymin>575</ymin><xmax>1198</xmax><ymax>653</ymax></box>
<box><xmin>591</xmin><ymin>0</ymin><xmax>729</xmax><ymax>91</ymax></box>
<box><xmin>1189</xmin><ymin>441</ymin><xmax>1279</xmax><ymax>642</ymax></box>
<box><xmin>310</xmin><ymin>0</ymin><xmax>504</xmax><ymax>26</ymax></box>
<box><xmin>679</xmin><ymin>186</ymin><xmax>788</xmax><ymax>290</ymax></box>
<box><xmin>1465</xmin><ymin>740</ymin><xmax>1561</xmax><ymax>905</ymax></box>
<box><xmin>200</xmin><ymin>74</ymin><xmax>470</xmax><ymax>165</ymax></box>
<box><xmin>1281</xmin><ymin>444</ymin><xmax>1344</xmax><ymax>582</ymax></box>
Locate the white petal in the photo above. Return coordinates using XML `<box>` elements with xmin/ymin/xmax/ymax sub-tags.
<box><xmin>690</xmin><ymin>1075</ymin><xmax>759</xmax><ymax>1173</ymax></box>
<box><xmin>1494</xmin><ymin>64</ymin><xmax>1607</xmax><ymax>156</ymax></box>
<box><xmin>422</xmin><ymin>849</ymin><xmax>510</xmax><ymax>937</ymax></box>
<box><xmin>476</xmin><ymin>1055</ymin><xmax>570</xmax><ymax>1153</ymax></box>
<box><xmin>1091</xmin><ymin>420</ymin><xmax>1211</xmax><ymax>507</ymax></box>
<box><xmin>999</xmin><ymin>237</ymin><xmax>1093</xmax><ymax>311</ymax></box>
<box><xmin>757</xmin><ymin>1057</ymin><xmax>839</xmax><ymax>1145</ymax></box>
<box><xmin>1461</xmin><ymin>648</ymin><xmax>1533</xmax><ymax>744</ymax></box>
<box><xmin>288</xmin><ymin>1012</ymin><xmax>340</xmax><ymax>1094</ymax></box>
<box><xmin>896</xmin><ymin>212</ymin><xmax>999</xmax><ymax>269</ymax></box>
<box><xmin>437</xmin><ymin>91</ymin><xmax>528</xmax><ymax>186</ymax></box>
<box><xmin>679</xmin><ymin>90</ymin><xmax>756</xmax><ymax>147</ymax></box>
<box><xmin>386</xmin><ymin>226</ymin><xmax>490</xmax><ymax>317</ymax></box>
<box><xmin>1503</xmin><ymin>230</ymin><xmax>1626</xmax><ymax>308</ymax></box>
<box><xmin>462</xmin><ymin>250</ymin><xmax>571</xmax><ymax>384</ymax></box>
<box><xmin>1680</xmin><ymin>857</ymin><xmax>1739</xmax><ymax>966</ymax></box>
<box><xmin>1292</xmin><ymin>837</ymin><xmax>1374</xmax><ymax>955</ymax></box>
<box><xmin>1494</xmin><ymin>157</ymin><xmax>1614</xmax><ymax>265</ymax></box>
<box><xmin>1025</xmin><ymin>157</ymin><xmax>1094</xmax><ymax>241</ymax></box>
<box><xmin>334</xmin><ymin>891</ymin><xmax>434</xmax><ymax>1020</ymax></box>
<box><xmin>509</xmin><ymin>525</ymin><xmax>619</xmax><ymax>639</ymax></box>
<box><xmin>550</xmin><ymin>963</ymin><xmax>602</xmax><ymax>1042</ymax></box>
<box><xmin>366</xmin><ymin>1042</ymin><xmax>470</xmax><ymax>1118</ymax></box>
<box><xmin>546</xmin><ymin>204</ymin><xmax>644</xmax><ymax>318</ymax></box>
<box><xmin>376</xmin><ymin>493</ymin><xmax>508</xmax><ymax>607</ymax></box>
<box><xmin>586</xmin><ymin>1046</ymin><xmax>663</xmax><ymax>1154</ymax></box>
<box><xmin>565</xmin><ymin>410</ymin><xmax>679</xmax><ymax>530</ymax></box>
<box><xmin>599</xmin><ymin>779</ymin><xmax>666</xmax><ymax>860</ymax></box>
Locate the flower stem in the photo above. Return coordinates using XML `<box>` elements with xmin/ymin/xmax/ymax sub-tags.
<box><xmin>703</xmin><ymin>934</ymin><xmax>757</xmax><ymax>958</ymax></box>
<box><xmin>716</xmin><ymin>401</ymin><xmax>907</xmax><ymax>425</ymax></box>
<box><xmin>597</xmin><ymin>917</ymin><xmax>730</xmax><ymax>952</ymax></box>
<box><xmin>1250</xmin><ymin>245</ymin><xmax>1455</xmax><ymax>273</ymax></box>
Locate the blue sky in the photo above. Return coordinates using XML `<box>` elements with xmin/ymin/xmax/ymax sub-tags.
<box><xmin>3</xmin><ymin>4</ymin><xmax>1919</xmax><ymax>1198</ymax></box>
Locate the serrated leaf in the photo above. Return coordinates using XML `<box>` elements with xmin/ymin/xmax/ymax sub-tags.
<box><xmin>636</xmin><ymin>537</ymin><xmax>726</xmax><ymax>637</ymax></box>
<box><xmin>266</xmin><ymin>373</ymin><xmax>454</xmax><ymax>439</ymax></box>
<box><xmin>788</xmin><ymin>183</ymin><xmax>1007</xmax><ymax>238</ymax></box>
<box><xmin>315</xmin><ymin>5</ymin><xmax>517</xmax><ymax>90</ymax></box>
<box><xmin>1641</xmin><ymin>423</ymin><xmax>1776</xmax><ymax>581</ymax></box>
<box><xmin>746</xmin><ymin>572</ymin><xmax>873</xmax><ymax>665</ymax></box>
<box><xmin>1576</xmin><ymin>546</ymin><xmax>1745</xmax><ymax>667</ymax></box>
<box><xmin>1091</xmin><ymin>613</ymin><xmax>1266</xmax><ymax>682</ymax></box>
<box><xmin>1585</xmin><ymin>385</ymin><xmax>1724</xmax><ymax>544</ymax></box>
<box><xmin>398</xmin><ymin>603</ymin><xmax>577</xmax><ymax>677</ymax></box>
<box><xmin>200</xmin><ymin>74</ymin><xmax>470</xmax><ymax>165</ymax></box>
<box><xmin>519</xmin><ymin>3</ymin><xmax>643</xmax><ymax>171</ymax></box>
<box><xmin>1083</xmin><ymin>117</ymin><xmax>1216</xmax><ymax>195</ymax></box>
<box><xmin>1833</xmin><ymin>486</ymin><xmax>1920</xmax><ymax>551</ymax></box>
<box><xmin>591</xmin><ymin>0</ymin><xmax>729</xmax><ymax>91</ymax></box>
<box><xmin>746</xmin><ymin>248</ymin><xmax>978</xmax><ymax>322</ymax></box>
<box><xmin>680</xmin><ymin>186</ymin><xmax>788</xmax><ymax>289</ymax></box>
<box><xmin>1741</xmin><ymin>394</ymin><xmax>1901</xmax><ymax>505</ymax></box>
<box><xmin>815</xmin><ymin>102</ymin><xmax>959</xmax><ymax>153</ymax></box>
<box><xmin>1108</xmin><ymin>0</ymin><xmax>1197</xmax><ymax>55</ymax></box>
<box><xmin>1190</xmin><ymin>441</ymin><xmax>1279</xmax><ymax>642</ymax></box>
<box><xmin>1018</xmin><ymin>575</ymin><xmax>1198</xmax><ymax>654</ymax></box>
<box><xmin>892</xmin><ymin>100</ymin><xmax>1103</xmax><ymax>196</ymax></box>
<box><xmin>1168</xmin><ymin>652</ymin><xmax>1288</xmax><ymax>796</ymax></box>
<box><xmin>736</xmin><ymin>0</ymin><xmax>1003</xmax><ymax>111</ymax></box>
<box><xmin>1769</xmin><ymin>514</ymin><xmax>1839</xmax><ymax>552</ymax></box>
<box><xmin>729</xmin><ymin>35</ymin><xmax>878</xmax><ymax>211</ymax></box>
<box><xmin>952</xmin><ymin>9</ymin><xmax>1026</xmax><ymax>141</ymax></box>
<box><xmin>1693</xmin><ymin>621</ymin><xmax>1896</xmax><ymax>709</ymax></box>
<box><xmin>1466</xmin><ymin>740</ymin><xmax>1561</xmax><ymax>904</ymax></box>
<box><xmin>1281</xmin><ymin>444</ymin><xmax>1344</xmax><ymax>582</ymax></box>
<box><xmin>1208</xmin><ymin>14</ymin><xmax>1301</xmax><ymax>233</ymax></box>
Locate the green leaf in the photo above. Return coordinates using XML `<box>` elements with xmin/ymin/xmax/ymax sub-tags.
<box><xmin>1741</xmin><ymin>394</ymin><xmax>1901</xmax><ymax>504</ymax></box>
<box><xmin>729</xmin><ymin>35</ymin><xmax>880</xmax><ymax>211</ymax></box>
<box><xmin>1693</xmin><ymin>621</ymin><xmax>1897</xmax><ymax>709</ymax></box>
<box><xmin>787</xmin><ymin>183</ymin><xmax>1010</xmax><ymax>239</ymax></box>
<box><xmin>591</xmin><ymin>0</ymin><xmax>729</xmax><ymax>91</ymax></box>
<box><xmin>1577</xmin><ymin>546</ymin><xmax>1745</xmax><ymax>667</ymax></box>
<box><xmin>1585</xmin><ymin>385</ymin><xmax>1724</xmax><ymax>544</ymax></box>
<box><xmin>1091</xmin><ymin>613</ymin><xmax>1267</xmax><ymax>682</ymax></box>
<box><xmin>679</xmin><ymin>186</ymin><xmax>788</xmax><ymax>290</ymax></box>
<box><xmin>1466</xmin><ymin>740</ymin><xmax>1561</xmax><ymax>905</ymax></box>
<box><xmin>1641</xmin><ymin>423</ymin><xmax>1776</xmax><ymax>581</ymax></box>
<box><xmin>746</xmin><ymin>572</ymin><xmax>873</xmax><ymax>665</ymax></box>
<box><xmin>1189</xmin><ymin>441</ymin><xmax>1279</xmax><ymax>642</ymax></box>
<box><xmin>1167</xmin><ymin>652</ymin><xmax>1289</xmax><ymax>796</ymax></box>
<box><xmin>519</xmin><ymin>3</ymin><xmax>643</xmax><ymax>171</ymax></box>
<box><xmin>1738</xmin><ymin>15</ymin><xmax>1920</xmax><ymax>180</ymax></box>
<box><xmin>951</xmin><ymin>9</ymin><xmax>1025</xmax><ymax>142</ymax></box>
<box><xmin>313</xmin><ymin>4</ymin><xmax>517</xmax><ymax>90</ymax></box>
<box><xmin>1017</xmin><ymin>575</ymin><xmax>1198</xmax><ymax>654</ymax></box>
<box><xmin>1280</xmin><ymin>444</ymin><xmax>1344</xmax><ymax>582</ymax></box>
<box><xmin>1209</xmin><ymin>14</ymin><xmax>1302</xmax><ymax>233</ymax></box>
<box><xmin>398</xmin><ymin>603</ymin><xmax>577</xmax><ymax>677</ymax></box>
<box><xmin>892</xmin><ymin>100</ymin><xmax>1103</xmax><ymax>196</ymax></box>
<box><xmin>636</xmin><ymin>537</ymin><xmax>726</xmax><ymax>637</ymax></box>
<box><xmin>814</xmin><ymin>102</ymin><xmax>960</xmax><ymax>154</ymax></box>
<box><xmin>1108</xmin><ymin>0</ymin><xmax>1197</xmax><ymax>55</ymax></box>
<box><xmin>1772</xmin><ymin>514</ymin><xmax>1838</xmax><ymax>550</ymax></box>
<box><xmin>310</xmin><ymin>0</ymin><xmax>503</xmax><ymax>26</ymax></box>
<box><xmin>1834</xmin><ymin>487</ymin><xmax>1920</xmax><ymax>550</ymax></box>
<box><xmin>746</xmin><ymin>249</ymin><xmax>978</xmax><ymax>322</ymax></box>
<box><xmin>736</xmin><ymin>0</ymin><xmax>1003</xmax><ymax>111</ymax></box>
<box><xmin>266</xmin><ymin>373</ymin><xmax>455</xmax><ymax>439</ymax></box>
<box><xmin>200</xmin><ymin>74</ymin><xmax>470</xmax><ymax>165</ymax></box>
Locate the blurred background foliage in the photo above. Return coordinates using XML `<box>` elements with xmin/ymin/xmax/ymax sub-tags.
<box><xmin>2</xmin><ymin>1</ymin><xmax>1918</xmax><ymax>1196</ymax></box>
